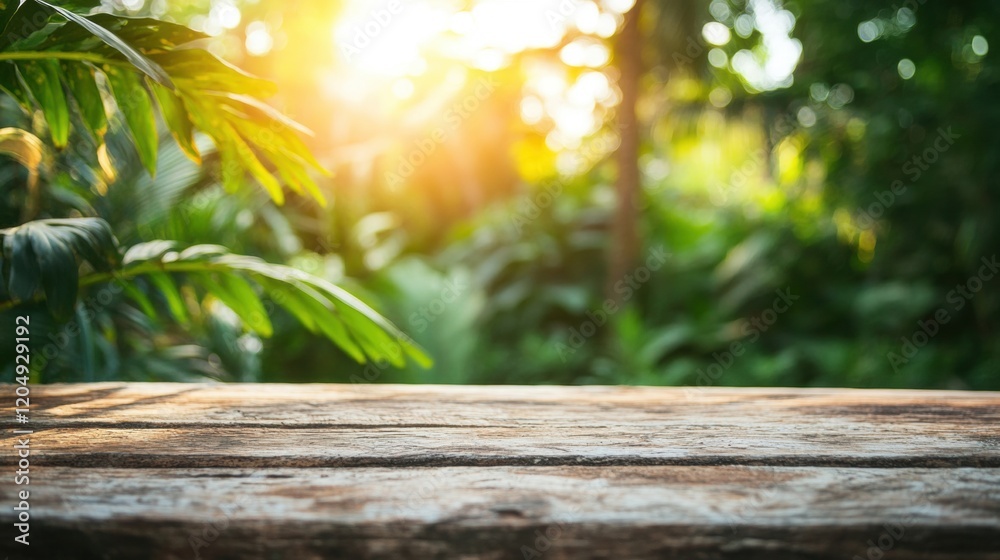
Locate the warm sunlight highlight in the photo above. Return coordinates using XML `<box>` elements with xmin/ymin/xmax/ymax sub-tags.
<box><xmin>333</xmin><ymin>0</ymin><xmax>621</xmax><ymax>78</ymax></box>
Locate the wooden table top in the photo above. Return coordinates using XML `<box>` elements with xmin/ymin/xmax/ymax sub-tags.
<box><xmin>2</xmin><ymin>383</ymin><xmax>999</xmax><ymax>559</ymax></box>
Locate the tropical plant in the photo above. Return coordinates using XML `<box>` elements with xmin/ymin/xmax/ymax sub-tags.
<box><xmin>0</xmin><ymin>0</ymin><xmax>429</xmax><ymax>380</ymax></box>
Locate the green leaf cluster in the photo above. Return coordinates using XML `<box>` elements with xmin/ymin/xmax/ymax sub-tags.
<box><xmin>116</xmin><ymin>241</ymin><xmax>430</xmax><ymax>367</ymax></box>
<box><xmin>0</xmin><ymin>217</ymin><xmax>117</xmax><ymax>320</ymax></box>
<box><xmin>0</xmin><ymin>0</ymin><xmax>326</xmax><ymax>205</ymax></box>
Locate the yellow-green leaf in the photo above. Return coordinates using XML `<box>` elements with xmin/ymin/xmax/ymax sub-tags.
<box><xmin>18</xmin><ymin>59</ymin><xmax>69</xmax><ymax>147</ymax></box>
<box><xmin>222</xmin><ymin>122</ymin><xmax>284</xmax><ymax>205</ymax></box>
<box><xmin>104</xmin><ymin>65</ymin><xmax>158</xmax><ymax>175</ymax></box>
<box><xmin>150</xmin><ymin>81</ymin><xmax>200</xmax><ymax>164</ymax></box>
<box><xmin>148</xmin><ymin>272</ymin><xmax>189</xmax><ymax>324</ymax></box>
<box><xmin>61</xmin><ymin>62</ymin><xmax>107</xmax><ymax>138</ymax></box>
<box><xmin>198</xmin><ymin>273</ymin><xmax>273</xmax><ymax>337</ymax></box>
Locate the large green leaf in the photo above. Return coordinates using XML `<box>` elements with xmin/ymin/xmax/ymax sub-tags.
<box><xmin>147</xmin><ymin>272</ymin><xmax>189</xmax><ymax>324</ymax></box>
<box><xmin>150</xmin><ymin>81</ymin><xmax>198</xmax><ymax>163</ymax></box>
<box><xmin>149</xmin><ymin>50</ymin><xmax>276</xmax><ymax>97</ymax></box>
<box><xmin>61</xmin><ymin>61</ymin><xmax>106</xmax><ymax>137</ymax></box>
<box><xmin>104</xmin><ymin>65</ymin><xmax>158</xmax><ymax>174</ymax></box>
<box><xmin>17</xmin><ymin>59</ymin><xmax>69</xmax><ymax>146</ymax></box>
<box><xmin>2</xmin><ymin>9</ymin><xmax>327</xmax><ymax>204</ymax></box>
<box><xmin>0</xmin><ymin>1</ymin><xmax>50</xmax><ymax>46</ymax></box>
<box><xmin>113</xmin><ymin>241</ymin><xmax>432</xmax><ymax>367</ymax></box>
<box><xmin>92</xmin><ymin>16</ymin><xmax>207</xmax><ymax>51</ymax></box>
<box><xmin>197</xmin><ymin>272</ymin><xmax>273</xmax><ymax>337</ymax></box>
<box><xmin>0</xmin><ymin>218</ymin><xmax>119</xmax><ymax>320</ymax></box>
<box><xmin>220</xmin><ymin>121</ymin><xmax>284</xmax><ymax>205</ymax></box>
<box><xmin>31</xmin><ymin>0</ymin><xmax>174</xmax><ymax>87</ymax></box>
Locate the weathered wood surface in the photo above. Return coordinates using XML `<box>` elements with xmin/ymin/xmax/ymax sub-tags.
<box><xmin>7</xmin><ymin>383</ymin><xmax>1000</xmax><ymax>468</ymax></box>
<box><xmin>7</xmin><ymin>466</ymin><xmax>1000</xmax><ymax>560</ymax></box>
<box><xmin>2</xmin><ymin>383</ymin><xmax>1000</xmax><ymax>559</ymax></box>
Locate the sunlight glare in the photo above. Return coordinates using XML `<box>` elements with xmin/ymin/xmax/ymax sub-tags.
<box><xmin>334</xmin><ymin>0</ymin><xmax>589</xmax><ymax>77</ymax></box>
<box><xmin>245</xmin><ymin>21</ymin><xmax>274</xmax><ymax>56</ymax></box>
<box><xmin>334</xmin><ymin>2</ymin><xmax>447</xmax><ymax>77</ymax></box>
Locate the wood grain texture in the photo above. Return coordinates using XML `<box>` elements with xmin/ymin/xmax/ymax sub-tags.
<box><xmin>1</xmin><ymin>383</ymin><xmax>999</xmax><ymax>559</ymax></box>
<box><xmin>3</xmin><ymin>383</ymin><xmax>998</xmax><ymax>468</ymax></box>
<box><xmin>2</xmin><ymin>466</ymin><xmax>999</xmax><ymax>559</ymax></box>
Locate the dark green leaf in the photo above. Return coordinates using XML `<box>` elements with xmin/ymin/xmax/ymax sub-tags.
<box><xmin>58</xmin><ymin>218</ymin><xmax>119</xmax><ymax>270</ymax></box>
<box><xmin>0</xmin><ymin>250</ymin><xmax>6</xmax><ymax>301</ymax></box>
<box><xmin>0</xmin><ymin>62</ymin><xmax>31</xmax><ymax>109</ymax></box>
<box><xmin>7</xmin><ymin>228</ymin><xmax>40</xmax><ymax>302</ymax></box>
<box><xmin>1</xmin><ymin>218</ymin><xmax>117</xmax><ymax>320</ymax></box>
<box><xmin>30</xmin><ymin>229</ymin><xmax>78</xmax><ymax>320</ymax></box>
<box><xmin>91</xmin><ymin>15</ymin><xmax>207</xmax><ymax>50</ymax></box>
<box><xmin>32</xmin><ymin>0</ymin><xmax>174</xmax><ymax>87</ymax></box>
<box><xmin>1</xmin><ymin>0</ymin><xmax>50</xmax><ymax>47</ymax></box>
<box><xmin>0</xmin><ymin>0</ymin><xmax>21</xmax><ymax>33</ymax></box>
<box><xmin>42</xmin><ymin>1</ymin><xmax>102</xmax><ymax>12</ymax></box>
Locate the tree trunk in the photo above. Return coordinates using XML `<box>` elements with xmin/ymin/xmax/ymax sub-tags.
<box><xmin>607</xmin><ymin>0</ymin><xmax>643</xmax><ymax>303</ymax></box>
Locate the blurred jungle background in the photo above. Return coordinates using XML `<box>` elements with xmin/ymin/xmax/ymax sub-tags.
<box><xmin>2</xmin><ymin>0</ymin><xmax>998</xmax><ymax>389</ymax></box>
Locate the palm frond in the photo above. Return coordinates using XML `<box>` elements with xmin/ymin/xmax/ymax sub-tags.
<box><xmin>0</xmin><ymin>219</ymin><xmax>431</xmax><ymax>367</ymax></box>
<box><xmin>0</xmin><ymin>0</ymin><xmax>327</xmax><ymax>205</ymax></box>
<box><xmin>114</xmin><ymin>241</ymin><xmax>432</xmax><ymax>367</ymax></box>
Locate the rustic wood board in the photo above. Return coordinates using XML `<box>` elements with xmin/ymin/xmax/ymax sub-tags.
<box><xmin>2</xmin><ymin>383</ymin><xmax>999</xmax><ymax>559</ymax></box>
<box><xmin>3</xmin><ymin>466</ymin><xmax>1000</xmax><ymax>559</ymax></box>
<box><xmin>5</xmin><ymin>383</ymin><xmax>999</xmax><ymax>468</ymax></box>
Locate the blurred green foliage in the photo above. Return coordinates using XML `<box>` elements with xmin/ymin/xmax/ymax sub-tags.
<box><xmin>2</xmin><ymin>0</ymin><xmax>998</xmax><ymax>389</ymax></box>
